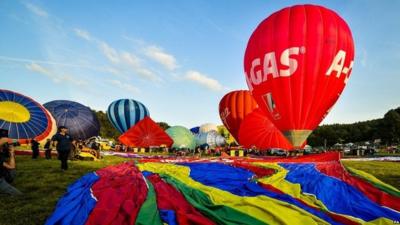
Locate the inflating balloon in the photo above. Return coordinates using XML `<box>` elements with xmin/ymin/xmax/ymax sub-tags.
<box><xmin>195</xmin><ymin>130</ymin><xmax>226</xmax><ymax>148</ymax></box>
<box><xmin>244</xmin><ymin>4</ymin><xmax>354</xmax><ymax>147</ymax></box>
<box><xmin>165</xmin><ymin>126</ymin><xmax>196</xmax><ymax>150</ymax></box>
<box><xmin>238</xmin><ymin>108</ymin><xmax>293</xmax><ymax>150</ymax></box>
<box><xmin>0</xmin><ymin>89</ymin><xmax>56</xmax><ymax>144</ymax></box>
<box><xmin>199</xmin><ymin>123</ymin><xmax>218</xmax><ymax>134</ymax></box>
<box><xmin>107</xmin><ymin>99</ymin><xmax>149</xmax><ymax>133</ymax></box>
<box><xmin>219</xmin><ymin>90</ymin><xmax>258</xmax><ymax>141</ymax></box>
<box><xmin>118</xmin><ymin>116</ymin><xmax>173</xmax><ymax>148</ymax></box>
<box><xmin>190</xmin><ymin>126</ymin><xmax>200</xmax><ymax>134</ymax></box>
<box><xmin>44</xmin><ymin>100</ymin><xmax>100</xmax><ymax>140</ymax></box>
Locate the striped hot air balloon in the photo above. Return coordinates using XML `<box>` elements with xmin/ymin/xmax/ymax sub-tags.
<box><xmin>107</xmin><ymin>99</ymin><xmax>150</xmax><ymax>133</ymax></box>
<box><xmin>0</xmin><ymin>89</ymin><xmax>56</xmax><ymax>144</ymax></box>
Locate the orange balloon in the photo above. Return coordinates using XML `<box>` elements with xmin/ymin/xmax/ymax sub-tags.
<box><xmin>219</xmin><ymin>90</ymin><xmax>258</xmax><ymax>141</ymax></box>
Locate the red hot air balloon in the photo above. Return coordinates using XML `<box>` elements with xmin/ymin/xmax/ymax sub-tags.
<box><xmin>219</xmin><ymin>90</ymin><xmax>258</xmax><ymax>141</ymax></box>
<box><xmin>244</xmin><ymin>5</ymin><xmax>355</xmax><ymax>147</ymax></box>
<box><xmin>119</xmin><ymin>116</ymin><xmax>173</xmax><ymax>148</ymax></box>
<box><xmin>238</xmin><ymin>108</ymin><xmax>294</xmax><ymax>150</ymax></box>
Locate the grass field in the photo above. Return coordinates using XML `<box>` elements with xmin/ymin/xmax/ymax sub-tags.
<box><xmin>0</xmin><ymin>156</ymin><xmax>399</xmax><ymax>225</ymax></box>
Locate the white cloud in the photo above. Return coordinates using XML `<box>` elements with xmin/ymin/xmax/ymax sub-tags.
<box><xmin>144</xmin><ymin>46</ymin><xmax>178</xmax><ymax>71</ymax></box>
<box><xmin>26</xmin><ymin>62</ymin><xmax>87</xmax><ymax>86</ymax></box>
<box><xmin>23</xmin><ymin>3</ymin><xmax>48</xmax><ymax>18</ymax></box>
<box><xmin>109</xmin><ymin>79</ymin><xmax>140</xmax><ymax>94</ymax></box>
<box><xmin>99</xmin><ymin>42</ymin><xmax>120</xmax><ymax>64</ymax></box>
<box><xmin>121</xmin><ymin>52</ymin><xmax>161</xmax><ymax>82</ymax></box>
<box><xmin>184</xmin><ymin>70</ymin><xmax>223</xmax><ymax>91</ymax></box>
<box><xmin>74</xmin><ymin>28</ymin><xmax>92</xmax><ymax>41</ymax></box>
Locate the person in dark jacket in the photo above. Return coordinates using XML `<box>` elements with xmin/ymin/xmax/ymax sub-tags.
<box><xmin>44</xmin><ymin>139</ymin><xmax>52</xmax><ymax>159</ymax></box>
<box><xmin>51</xmin><ymin>126</ymin><xmax>75</xmax><ymax>171</ymax></box>
<box><xmin>31</xmin><ymin>138</ymin><xmax>40</xmax><ymax>159</ymax></box>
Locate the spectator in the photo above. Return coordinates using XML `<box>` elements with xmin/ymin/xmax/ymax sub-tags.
<box><xmin>31</xmin><ymin>138</ymin><xmax>40</xmax><ymax>159</ymax></box>
<box><xmin>51</xmin><ymin>126</ymin><xmax>74</xmax><ymax>171</ymax></box>
<box><xmin>0</xmin><ymin>129</ymin><xmax>22</xmax><ymax>195</ymax></box>
<box><xmin>44</xmin><ymin>139</ymin><xmax>52</xmax><ymax>159</ymax></box>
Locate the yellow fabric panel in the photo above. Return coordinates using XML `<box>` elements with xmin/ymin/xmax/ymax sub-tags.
<box><xmin>138</xmin><ymin>162</ymin><xmax>331</xmax><ymax>225</ymax></box>
<box><xmin>254</xmin><ymin>162</ymin><xmax>328</xmax><ymax>210</ymax></box>
<box><xmin>0</xmin><ymin>101</ymin><xmax>30</xmax><ymax>123</ymax></box>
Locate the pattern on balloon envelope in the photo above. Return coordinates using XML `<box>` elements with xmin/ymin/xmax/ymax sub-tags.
<box><xmin>44</xmin><ymin>100</ymin><xmax>100</xmax><ymax>140</ymax></box>
<box><xmin>0</xmin><ymin>89</ymin><xmax>55</xmax><ymax>143</ymax></box>
<box><xmin>46</xmin><ymin>153</ymin><xmax>400</xmax><ymax>225</ymax></box>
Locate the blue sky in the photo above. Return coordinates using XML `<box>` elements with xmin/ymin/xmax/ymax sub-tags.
<box><xmin>1</xmin><ymin>0</ymin><xmax>400</xmax><ymax>128</ymax></box>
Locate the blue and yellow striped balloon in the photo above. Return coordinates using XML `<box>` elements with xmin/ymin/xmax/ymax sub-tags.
<box><xmin>107</xmin><ymin>99</ymin><xmax>149</xmax><ymax>133</ymax></box>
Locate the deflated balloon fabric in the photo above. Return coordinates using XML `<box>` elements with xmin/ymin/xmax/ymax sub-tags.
<box><xmin>181</xmin><ymin>162</ymin><xmax>345</xmax><ymax>225</ymax></box>
<box><xmin>45</xmin><ymin>173</ymin><xmax>99</xmax><ymax>225</ymax></box>
<box><xmin>280</xmin><ymin>163</ymin><xmax>400</xmax><ymax>222</ymax></box>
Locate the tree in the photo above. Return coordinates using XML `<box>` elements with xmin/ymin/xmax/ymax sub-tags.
<box><xmin>157</xmin><ymin>122</ymin><xmax>170</xmax><ymax>130</ymax></box>
<box><xmin>93</xmin><ymin>110</ymin><xmax>120</xmax><ymax>140</ymax></box>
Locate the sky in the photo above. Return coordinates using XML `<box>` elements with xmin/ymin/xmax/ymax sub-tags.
<box><xmin>1</xmin><ymin>0</ymin><xmax>400</xmax><ymax>128</ymax></box>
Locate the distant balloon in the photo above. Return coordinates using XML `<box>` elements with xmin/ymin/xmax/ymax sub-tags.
<box><xmin>195</xmin><ymin>130</ymin><xmax>226</xmax><ymax>148</ymax></box>
<box><xmin>107</xmin><ymin>99</ymin><xmax>149</xmax><ymax>133</ymax></box>
<box><xmin>118</xmin><ymin>116</ymin><xmax>173</xmax><ymax>148</ymax></box>
<box><xmin>190</xmin><ymin>126</ymin><xmax>200</xmax><ymax>134</ymax></box>
<box><xmin>238</xmin><ymin>109</ymin><xmax>294</xmax><ymax>150</ymax></box>
<box><xmin>244</xmin><ymin>5</ymin><xmax>354</xmax><ymax>147</ymax></box>
<box><xmin>165</xmin><ymin>126</ymin><xmax>196</xmax><ymax>150</ymax></box>
<box><xmin>219</xmin><ymin>90</ymin><xmax>258</xmax><ymax>141</ymax></box>
<box><xmin>44</xmin><ymin>100</ymin><xmax>100</xmax><ymax>140</ymax></box>
<box><xmin>0</xmin><ymin>89</ymin><xmax>56</xmax><ymax>143</ymax></box>
<box><xmin>199</xmin><ymin>123</ymin><xmax>218</xmax><ymax>133</ymax></box>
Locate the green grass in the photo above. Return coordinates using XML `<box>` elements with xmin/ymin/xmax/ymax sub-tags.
<box><xmin>0</xmin><ymin>156</ymin><xmax>399</xmax><ymax>225</ymax></box>
<box><xmin>342</xmin><ymin>160</ymin><xmax>400</xmax><ymax>189</ymax></box>
<box><xmin>0</xmin><ymin>155</ymin><xmax>129</xmax><ymax>225</ymax></box>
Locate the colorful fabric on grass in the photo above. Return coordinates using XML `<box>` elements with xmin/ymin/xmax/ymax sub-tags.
<box><xmin>46</xmin><ymin>153</ymin><xmax>400</xmax><ymax>225</ymax></box>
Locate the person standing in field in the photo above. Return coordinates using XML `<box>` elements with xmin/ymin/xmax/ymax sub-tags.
<box><xmin>44</xmin><ymin>139</ymin><xmax>52</xmax><ymax>160</ymax></box>
<box><xmin>51</xmin><ymin>126</ymin><xmax>74</xmax><ymax>171</ymax></box>
<box><xmin>31</xmin><ymin>138</ymin><xmax>40</xmax><ymax>159</ymax></box>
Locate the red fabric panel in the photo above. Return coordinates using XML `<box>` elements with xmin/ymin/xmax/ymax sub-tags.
<box><xmin>233</xmin><ymin>161</ymin><xmax>276</xmax><ymax>178</ymax></box>
<box><xmin>316</xmin><ymin>161</ymin><xmax>400</xmax><ymax>212</ymax></box>
<box><xmin>118</xmin><ymin>116</ymin><xmax>173</xmax><ymax>148</ymax></box>
<box><xmin>85</xmin><ymin>163</ymin><xmax>148</xmax><ymax>225</ymax></box>
<box><xmin>147</xmin><ymin>174</ymin><xmax>216</xmax><ymax>225</ymax></box>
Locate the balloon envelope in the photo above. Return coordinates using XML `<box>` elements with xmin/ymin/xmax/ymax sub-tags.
<box><xmin>0</xmin><ymin>89</ymin><xmax>55</xmax><ymax>143</ymax></box>
<box><xmin>244</xmin><ymin>5</ymin><xmax>354</xmax><ymax>147</ymax></box>
<box><xmin>195</xmin><ymin>130</ymin><xmax>226</xmax><ymax>148</ymax></box>
<box><xmin>219</xmin><ymin>90</ymin><xmax>258</xmax><ymax>141</ymax></box>
<box><xmin>119</xmin><ymin>116</ymin><xmax>173</xmax><ymax>148</ymax></box>
<box><xmin>199</xmin><ymin>123</ymin><xmax>218</xmax><ymax>133</ymax></box>
<box><xmin>166</xmin><ymin>126</ymin><xmax>196</xmax><ymax>150</ymax></box>
<box><xmin>44</xmin><ymin>100</ymin><xmax>100</xmax><ymax>140</ymax></box>
<box><xmin>190</xmin><ymin>126</ymin><xmax>200</xmax><ymax>134</ymax></box>
<box><xmin>238</xmin><ymin>108</ymin><xmax>294</xmax><ymax>150</ymax></box>
<box><xmin>107</xmin><ymin>99</ymin><xmax>149</xmax><ymax>133</ymax></box>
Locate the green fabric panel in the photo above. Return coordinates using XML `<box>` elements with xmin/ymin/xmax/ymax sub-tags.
<box><xmin>161</xmin><ymin>174</ymin><xmax>269</xmax><ymax>225</ymax></box>
<box><xmin>135</xmin><ymin>178</ymin><xmax>163</xmax><ymax>225</ymax></box>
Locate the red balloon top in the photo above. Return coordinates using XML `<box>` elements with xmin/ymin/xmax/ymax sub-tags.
<box><xmin>244</xmin><ymin>5</ymin><xmax>354</xmax><ymax>146</ymax></box>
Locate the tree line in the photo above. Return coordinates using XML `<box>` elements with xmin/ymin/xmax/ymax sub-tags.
<box><xmin>308</xmin><ymin>107</ymin><xmax>400</xmax><ymax>147</ymax></box>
